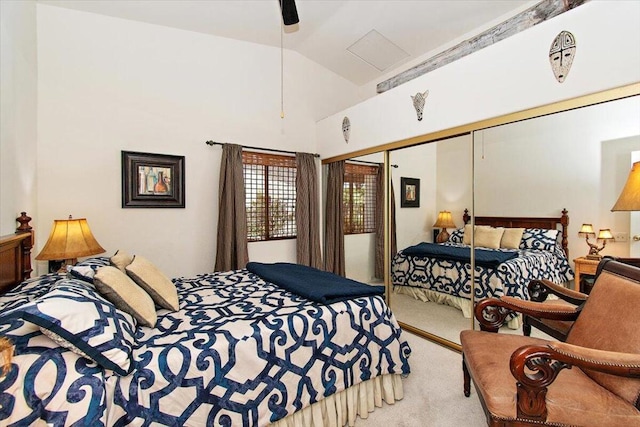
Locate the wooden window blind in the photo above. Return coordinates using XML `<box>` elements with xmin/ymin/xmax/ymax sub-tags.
<box><xmin>343</xmin><ymin>163</ymin><xmax>378</xmax><ymax>235</ymax></box>
<box><xmin>242</xmin><ymin>151</ymin><xmax>297</xmax><ymax>241</ymax></box>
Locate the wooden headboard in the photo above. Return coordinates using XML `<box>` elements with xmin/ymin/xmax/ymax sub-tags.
<box><xmin>0</xmin><ymin>212</ymin><xmax>34</xmax><ymax>294</ymax></box>
<box><xmin>463</xmin><ymin>208</ymin><xmax>569</xmax><ymax>258</ymax></box>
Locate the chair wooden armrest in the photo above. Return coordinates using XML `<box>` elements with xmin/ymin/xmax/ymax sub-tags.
<box><xmin>528</xmin><ymin>279</ymin><xmax>588</xmax><ymax>305</ymax></box>
<box><xmin>510</xmin><ymin>343</ymin><xmax>640</xmax><ymax>421</ymax></box>
<box><xmin>474</xmin><ymin>296</ymin><xmax>580</xmax><ymax>333</ymax></box>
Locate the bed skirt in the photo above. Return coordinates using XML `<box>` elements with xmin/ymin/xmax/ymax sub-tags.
<box><xmin>393</xmin><ymin>285</ymin><xmax>521</xmax><ymax>329</ymax></box>
<box><xmin>270</xmin><ymin>373</ymin><xmax>404</xmax><ymax>427</ymax></box>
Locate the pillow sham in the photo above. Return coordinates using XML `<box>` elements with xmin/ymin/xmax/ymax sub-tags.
<box><xmin>0</xmin><ymin>279</ymin><xmax>137</xmax><ymax>376</ymax></box>
<box><xmin>68</xmin><ymin>265</ymin><xmax>97</xmax><ymax>283</ymax></box>
<box><xmin>94</xmin><ymin>266</ymin><xmax>157</xmax><ymax>327</ymax></box>
<box><xmin>125</xmin><ymin>256</ymin><xmax>179</xmax><ymax>311</ymax></box>
<box><xmin>501</xmin><ymin>228</ymin><xmax>525</xmax><ymax>249</ymax></box>
<box><xmin>474</xmin><ymin>226</ymin><xmax>504</xmax><ymax>249</ymax></box>
<box><xmin>75</xmin><ymin>256</ymin><xmax>110</xmax><ymax>268</ymax></box>
<box><xmin>448</xmin><ymin>228</ymin><xmax>464</xmax><ymax>244</ymax></box>
<box><xmin>110</xmin><ymin>250</ymin><xmax>134</xmax><ymax>273</ymax></box>
<box><xmin>520</xmin><ymin>228</ymin><xmax>560</xmax><ymax>252</ymax></box>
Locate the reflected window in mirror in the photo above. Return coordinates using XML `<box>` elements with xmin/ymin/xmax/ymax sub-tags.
<box><xmin>344</xmin><ymin>163</ymin><xmax>378</xmax><ymax>235</ymax></box>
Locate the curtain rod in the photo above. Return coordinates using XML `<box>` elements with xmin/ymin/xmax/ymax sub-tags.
<box><xmin>347</xmin><ymin>159</ymin><xmax>398</xmax><ymax>168</ymax></box>
<box><xmin>205</xmin><ymin>140</ymin><xmax>320</xmax><ymax>158</ymax></box>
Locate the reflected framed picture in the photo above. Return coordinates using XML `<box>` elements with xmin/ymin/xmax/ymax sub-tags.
<box><xmin>122</xmin><ymin>151</ymin><xmax>185</xmax><ymax>208</ymax></box>
<box><xmin>400</xmin><ymin>177</ymin><xmax>420</xmax><ymax>208</ymax></box>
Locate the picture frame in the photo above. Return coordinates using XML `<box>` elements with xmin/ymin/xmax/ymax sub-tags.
<box><xmin>400</xmin><ymin>177</ymin><xmax>420</xmax><ymax>208</ymax></box>
<box><xmin>122</xmin><ymin>151</ymin><xmax>185</xmax><ymax>208</ymax></box>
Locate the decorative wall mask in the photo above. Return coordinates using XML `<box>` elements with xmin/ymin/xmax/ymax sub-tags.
<box><xmin>411</xmin><ymin>90</ymin><xmax>429</xmax><ymax>121</ymax></box>
<box><xmin>342</xmin><ymin>116</ymin><xmax>351</xmax><ymax>143</ymax></box>
<box><xmin>549</xmin><ymin>31</ymin><xmax>576</xmax><ymax>83</ymax></box>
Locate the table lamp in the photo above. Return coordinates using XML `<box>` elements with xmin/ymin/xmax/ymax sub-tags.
<box><xmin>36</xmin><ymin>216</ymin><xmax>105</xmax><ymax>272</ymax></box>
<box><xmin>611</xmin><ymin>161</ymin><xmax>640</xmax><ymax>211</ymax></box>
<box><xmin>433</xmin><ymin>210</ymin><xmax>456</xmax><ymax>243</ymax></box>
<box><xmin>579</xmin><ymin>223</ymin><xmax>614</xmax><ymax>260</ymax></box>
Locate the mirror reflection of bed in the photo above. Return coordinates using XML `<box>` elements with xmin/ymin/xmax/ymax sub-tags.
<box><xmin>392</xmin><ymin>94</ymin><xmax>640</xmax><ymax>346</ymax></box>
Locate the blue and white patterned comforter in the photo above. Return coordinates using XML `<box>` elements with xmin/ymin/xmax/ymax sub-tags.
<box><xmin>0</xmin><ymin>266</ymin><xmax>410</xmax><ymax>426</ymax></box>
<box><xmin>392</xmin><ymin>243</ymin><xmax>574</xmax><ymax>301</ymax></box>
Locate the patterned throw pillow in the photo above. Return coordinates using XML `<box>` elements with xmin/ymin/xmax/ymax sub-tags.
<box><xmin>520</xmin><ymin>228</ymin><xmax>560</xmax><ymax>252</ymax></box>
<box><xmin>0</xmin><ymin>279</ymin><xmax>138</xmax><ymax>375</ymax></box>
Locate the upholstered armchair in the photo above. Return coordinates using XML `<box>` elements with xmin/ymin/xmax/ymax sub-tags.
<box><xmin>461</xmin><ymin>259</ymin><xmax>640</xmax><ymax>426</ymax></box>
<box><xmin>521</xmin><ymin>278</ymin><xmax>587</xmax><ymax>341</ymax></box>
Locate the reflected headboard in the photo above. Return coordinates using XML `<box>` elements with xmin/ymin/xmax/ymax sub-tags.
<box><xmin>0</xmin><ymin>212</ymin><xmax>34</xmax><ymax>295</ymax></box>
<box><xmin>462</xmin><ymin>208</ymin><xmax>569</xmax><ymax>258</ymax></box>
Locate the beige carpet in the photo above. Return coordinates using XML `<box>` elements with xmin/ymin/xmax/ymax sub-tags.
<box><xmin>359</xmin><ymin>330</ymin><xmax>486</xmax><ymax>426</ymax></box>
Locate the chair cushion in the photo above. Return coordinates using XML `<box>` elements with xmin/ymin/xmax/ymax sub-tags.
<box><xmin>461</xmin><ymin>330</ymin><xmax>640</xmax><ymax>426</ymax></box>
<box><xmin>567</xmin><ymin>268</ymin><xmax>640</xmax><ymax>408</ymax></box>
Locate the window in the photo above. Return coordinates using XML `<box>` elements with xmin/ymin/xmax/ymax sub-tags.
<box><xmin>343</xmin><ymin>163</ymin><xmax>378</xmax><ymax>234</ymax></box>
<box><xmin>243</xmin><ymin>151</ymin><xmax>297</xmax><ymax>241</ymax></box>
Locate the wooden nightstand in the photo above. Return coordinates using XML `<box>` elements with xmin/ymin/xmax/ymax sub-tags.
<box><xmin>573</xmin><ymin>257</ymin><xmax>600</xmax><ymax>292</ymax></box>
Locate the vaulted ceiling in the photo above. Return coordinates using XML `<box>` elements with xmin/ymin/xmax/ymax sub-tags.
<box><xmin>39</xmin><ymin>0</ymin><xmax>533</xmax><ymax>86</ymax></box>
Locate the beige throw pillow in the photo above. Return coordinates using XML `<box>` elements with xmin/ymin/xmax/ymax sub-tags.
<box><xmin>474</xmin><ymin>226</ymin><xmax>505</xmax><ymax>249</ymax></box>
<box><xmin>94</xmin><ymin>266</ymin><xmax>157</xmax><ymax>327</ymax></box>
<box><xmin>462</xmin><ymin>224</ymin><xmax>490</xmax><ymax>245</ymax></box>
<box><xmin>501</xmin><ymin>228</ymin><xmax>525</xmax><ymax>249</ymax></box>
<box><xmin>125</xmin><ymin>256</ymin><xmax>179</xmax><ymax>312</ymax></box>
<box><xmin>110</xmin><ymin>250</ymin><xmax>134</xmax><ymax>273</ymax></box>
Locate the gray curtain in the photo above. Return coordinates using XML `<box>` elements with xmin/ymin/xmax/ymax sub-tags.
<box><xmin>374</xmin><ymin>164</ymin><xmax>397</xmax><ymax>279</ymax></box>
<box><xmin>214</xmin><ymin>144</ymin><xmax>249</xmax><ymax>272</ymax></box>
<box><xmin>325</xmin><ymin>161</ymin><xmax>345</xmax><ymax>276</ymax></box>
<box><xmin>295</xmin><ymin>153</ymin><xmax>323</xmax><ymax>269</ymax></box>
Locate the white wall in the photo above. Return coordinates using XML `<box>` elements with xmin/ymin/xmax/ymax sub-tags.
<box><xmin>475</xmin><ymin>96</ymin><xmax>640</xmax><ymax>260</ymax></box>
<box><xmin>0</xmin><ymin>0</ymin><xmax>38</xmax><ymax>235</ymax></box>
<box><xmin>317</xmin><ymin>1</ymin><xmax>640</xmax><ymax>159</ymax></box>
<box><xmin>36</xmin><ymin>4</ymin><xmax>361</xmax><ymax>277</ymax></box>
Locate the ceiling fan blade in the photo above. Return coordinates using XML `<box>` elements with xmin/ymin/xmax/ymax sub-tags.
<box><xmin>279</xmin><ymin>0</ymin><xmax>299</xmax><ymax>26</ymax></box>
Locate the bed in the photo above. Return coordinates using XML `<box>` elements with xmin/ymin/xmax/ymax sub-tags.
<box><xmin>391</xmin><ymin>209</ymin><xmax>574</xmax><ymax>327</ymax></box>
<box><xmin>0</xmin><ymin>214</ymin><xmax>411</xmax><ymax>426</ymax></box>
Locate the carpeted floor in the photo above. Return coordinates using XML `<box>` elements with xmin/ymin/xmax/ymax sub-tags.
<box><xmin>359</xmin><ymin>330</ymin><xmax>486</xmax><ymax>426</ymax></box>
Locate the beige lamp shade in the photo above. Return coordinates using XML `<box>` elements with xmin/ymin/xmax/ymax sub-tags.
<box><xmin>612</xmin><ymin>161</ymin><xmax>640</xmax><ymax>211</ymax></box>
<box><xmin>36</xmin><ymin>216</ymin><xmax>105</xmax><ymax>263</ymax></box>
<box><xmin>578</xmin><ymin>223</ymin><xmax>596</xmax><ymax>236</ymax></box>
<box><xmin>597</xmin><ymin>228</ymin><xmax>614</xmax><ymax>240</ymax></box>
<box><xmin>433</xmin><ymin>211</ymin><xmax>456</xmax><ymax>229</ymax></box>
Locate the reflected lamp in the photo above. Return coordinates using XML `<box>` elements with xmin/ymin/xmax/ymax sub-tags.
<box><xmin>36</xmin><ymin>216</ymin><xmax>105</xmax><ymax>272</ymax></box>
<box><xmin>433</xmin><ymin>211</ymin><xmax>456</xmax><ymax>243</ymax></box>
<box><xmin>579</xmin><ymin>223</ymin><xmax>614</xmax><ymax>260</ymax></box>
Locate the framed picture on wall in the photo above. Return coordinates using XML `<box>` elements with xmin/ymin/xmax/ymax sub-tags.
<box><xmin>400</xmin><ymin>177</ymin><xmax>420</xmax><ymax>208</ymax></box>
<box><xmin>122</xmin><ymin>151</ymin><xmax>185</xmax><ymax>208</ymax></box>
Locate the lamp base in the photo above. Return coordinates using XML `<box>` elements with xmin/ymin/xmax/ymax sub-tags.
<box><xmin>436</xmin><ymin>229</ymin><xmax>450</xmax><ymax>243</ymax></box>
<box><xmin>586</xmin><ymin>254</ymin><xmax>603</xmax><ymax>261</ymax></box>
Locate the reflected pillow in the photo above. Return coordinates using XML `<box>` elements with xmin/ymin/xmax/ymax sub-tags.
<box><xmin>520</xmin><ymin>228</ymin><xmax>560</xmax><ymax>252</ymax></box>
<box><xmin>501</xmin><ymin>228</ymin><xmax>525</xmax><ymax>249</ymax></box>
<box><xmin>462</xmin><ymin>224</ymin><xmax>490</xmax><ymax>245</ymax></box>
<box><xmin>475</xmin><ymin>226</ymin><xmax>505</xmax><ymax>249</ymax></box>
<box><xmin>0</xmin><ymin>279</ymin><xmax>137</xmax><ymax>376</ymax></box>
<box><xmin>125</xmin><ymin>256</ymin><xmax>179</xmax><ymax>311</ymax></box>
<box><xmin>94</xmin><ymin>266</ymin><xmax>157</xmax><ymax>327</ymax></box>
<box><xmin>448</xmin><ymin>228</ymin><xmax>464</xmax><ymax>244</ymax></box>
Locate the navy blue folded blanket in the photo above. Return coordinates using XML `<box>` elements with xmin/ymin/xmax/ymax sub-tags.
<box><xmin>246</xmin><ymin>262</ymin><xmax>384</xmax><ymax>304</ymax></box>
<box><xmin>402</xmin><ymin>243</ymin><xmax>518</xmax><ymax>268</ymax></box>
